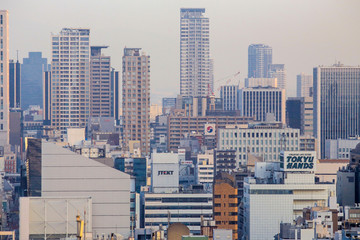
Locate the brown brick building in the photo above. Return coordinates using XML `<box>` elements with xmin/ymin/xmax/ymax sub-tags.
<box><xmin>167</xmin><ymin>114</ymin><xmax>254</xmax><ymax>152</ymax></box>
<box><xmin>213</xmin><ymin>172</ymin><xmax>238</xmax><ymax>240</ymax></box>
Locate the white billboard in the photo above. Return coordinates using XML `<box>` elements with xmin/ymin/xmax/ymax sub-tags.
<box><xmin>280</xmin><ymin>151</ymin><xmax>317</xmax><ymax>172</ymax></box>
<box><xmin>204</xmin><ymin>124</ymin><xmax>216</xmax><ymax>136</ymax></box>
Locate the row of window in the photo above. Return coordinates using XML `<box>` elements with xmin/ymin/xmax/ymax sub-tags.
<box><xmin>145</xmin><ymin>197</ymin><xmax>211</xmax><ymax>203</ymax></box>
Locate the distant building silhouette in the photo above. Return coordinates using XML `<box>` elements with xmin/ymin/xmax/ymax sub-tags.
<box><xmin>21</xmin><ymin>52</ymin><xmax>50</xmax><ymax>110</ymax></box>
<box><xmin>9</xmin><ymin>59</ymin><xmax>21</xmax><ymax>108</ymax></box>
<box><xmin>248</xmin><ymin>44</ymin><xmax>272</xmax><ymax>78</ymax></box>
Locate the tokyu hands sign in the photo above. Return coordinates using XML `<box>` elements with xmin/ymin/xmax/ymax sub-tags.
<box><xmin>280</xmin><ymin>151</ymin><xmax>317</xmax><ymax>172</ymax></box>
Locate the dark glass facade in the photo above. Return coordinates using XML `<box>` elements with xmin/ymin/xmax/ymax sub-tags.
<box><xmin>114</xmin><ymin>157</ymin><xmax>147</xmax><ymax>193</ymax></box>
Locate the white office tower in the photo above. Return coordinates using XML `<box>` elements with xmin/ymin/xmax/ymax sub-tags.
<box><xmin>243</xmin><ymin>151</ymin><xmax>335</xmax><ymax>240</ymax></box>
<box><xmin>50</xmin><ymin>28</ymin><xmax>90</xmax><ymax>136</ymax></box>
<box><xmin>180</xmin><ymin>8</ymin><xmax>211</xmax><ymax>97</ymax></box>
<box><xmin>268</xmin><ymin>64</ymin><xmax>286</xmax><ymax>90</ymax></box>
<box><xmin>314</xmin><ymin>64</ymin><xmax>360</xmax><ymax>158</ymax></box>
<box><xmin>220</xmin><ymin>85</ymin><xmax>238</xmax><ymax>110</ymax></box>
<box><xmin>239</xmin><ymin>87</ymin><xmax>286</xmax><ymax>124</ymax></box>
<box><xmin>0</xmin><ymin>11</ymin><xmax>9</xmax><ymax>146</ymax></box>
<box><xmin>297</xmin><ymin>73</ymin><xmax>313</xmax><ymax>97</ymax></box>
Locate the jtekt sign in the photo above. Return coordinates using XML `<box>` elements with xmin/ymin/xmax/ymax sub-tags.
<box><xmin>280</xmin><ymin>151</ymin><xmax>317</xmax><ymax>172</ymax></box>
<box><xmin>158</xmin><ymin>170</ymin><xmax>174</xmax><ymax>176</ymax></box>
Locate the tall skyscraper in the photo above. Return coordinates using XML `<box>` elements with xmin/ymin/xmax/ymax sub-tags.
<box><xmin>111</xmin><ymin>68</ymin><xmax>120</xmax><ymax>121</ymax></box>
<box><xmin>314</xmin><ymin>64</ymin><xmax>360</xmax><ymax>158</ymax></box>
<box><xmin>43</xmin><ymin>71</ymin><xmax>51</xmax><ymax>125</ymax></box>
<box><xmin>50</xmin><ymin>28</ymin><xmax>90</xmax><ymax>136</ymax></box>
<box><xmin>21</xmin><ymin>52</ymin><xmax>50</xmax><ymax>110</ymax></box>
<box><xmin>0</xmin><ymin>10</ymin><xmax>9</xmax><ymax>146</ymax></box>
<box><xmin>248</xmin><ymin>44</ymin><xmax>272</xmax><ymax>78</ymax></box>
<box><xmin>90</xmin><ymin>46</ymin><xmax>111</xmax><ymax>117</ymax></box>
<box><xmin>9</xmin><ymin>59</ymin><xmax>21</xmax><ymax>109</ymax></box>
<box><xmin>180</xmin><ymin>8</ymin><xmax>211</xmax><ymax>97</ymax></box>
<box><xmin>268</xmin><ymin>64</ymin><xmax>286</xmax><ymax>90</ymax></box>
<box><xmin>122</xmin><ymin>48</ymin><xmax>150</xmax><ymax>156</ymax></box>
<box><xmin>297</xmin><ymin>73</ymin><xmax>313</xmax><ymax>97</ymax></box>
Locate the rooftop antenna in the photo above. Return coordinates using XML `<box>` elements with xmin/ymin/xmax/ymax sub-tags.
<box><xmin>16</xmin><ymin>50</ymin><xmax>19</xmax><ymax>63</ymax></box>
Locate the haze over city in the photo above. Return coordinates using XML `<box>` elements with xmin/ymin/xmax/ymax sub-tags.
<box><xmin>2</xmin><ymin>1</ymin><xmax>360</xmax><ymax>239</ymax></box>
<box><xmin>3</xmin><ymin>0</ymin><xmax>360</xmax><ymax>102</ymax></box>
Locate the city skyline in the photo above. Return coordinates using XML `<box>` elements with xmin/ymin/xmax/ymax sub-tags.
<box><xmin>2</xmin><ymin>0</ymin><xmax>360</xmax><ymax>103</ymax></box>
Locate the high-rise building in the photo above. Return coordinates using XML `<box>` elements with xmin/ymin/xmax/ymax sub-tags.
<box><xmin>50</xmin><ymin>28</ymin><xmax>90</xmax><ymax>136</ymax></box>
<box><xmin>111</xmin><ymin>68</ymin><xmax>120</xmax><ymax>120</ymax></box>
<box><xmin>0</xmin><ymin>10</ymin><xmax>9</xmax><ymax>146</ymax></box>
<box><xmin>122</xmin><ymin>48</ymin><xmax>150</xmax><ymax>156</ymax></box>
<box><xmin>268</xmin><ymin>64</ymin><xmax>286</xmax><ymax>90</ymax></box>
<box><xmin>297</xmin><ymin>73</ymin><xmax>313</xmax><ymax>98</ymax></box>
<box><xmin>248</xmin><ymin>44</ymin><xmax>272</xmax><ymax>78</ymax></box>
<box><xmin>9</xmin><ymin>59</ymin><xmax>21</xmax><ymax>109</ymax></box>
<box><xmin>180</xmin><ymin>8</ymin><xmax>211</xmax><ymax>97</ymax></box>
<box><xmin>220</xmin><ymin>85</ymin><xmax>238</xmax><ymax>111</ymax></box>
<box><xmin>239</xmin><ymin>87</ymin><xmax>286</xmax><ymax>124</ymax></box>
<box><xmin>21</xmin><ymin>52</ymin><xmax>50</xmax><ymax>110</ymax></box>
<box><xmin>43</xmin><ymin>71</ymin><xmax>51</xmax><ymax>125</ymax></box>
<box><xmin>314</xmin><ymin>64</ymin><xmax>360</xmax><ymax>158</ymax></box>
<box><xmin>90</xmin><ymin>46</ymin><xmax>111</xmax><ymax>117</ymax></box>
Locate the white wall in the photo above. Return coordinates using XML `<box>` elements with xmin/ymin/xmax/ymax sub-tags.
<box><xmin>41</xmin><ymin>142</ymin><xmax>131</xmax><ymax>238</ymax></box>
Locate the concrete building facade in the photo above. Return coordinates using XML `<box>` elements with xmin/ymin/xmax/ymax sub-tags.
<box><xmin>144</xmin><ymin>192</ymin><xmax>213</xmax><ymax>235</ymax></box>
<box><xmin>314</xmin><ymin>64</ymin><xmax>360</xmax><ymax>158</ymax></box>
<box><xmin>25</xmin><ymin>140</ymin><xmax>131</xmax><ymax>237</ymax></box>
<box><xmin>268</xmin><ymin>64</ymin><xmax>286</xmax><ymax>90</ymax></box>
<box><xmin>50</xmin><ymin>28</ymin><xmax>90</xmax><ymax>136</ymax></box>
<box><xmin>325</xmin><ymin>138</ymin><xmax>360</xmax><ymax>160</ymax></box>
<box><xmin>180</xmin><ymin>8</ymin><xmax>211</xmax><ymax>97</ymax></box>
<box><xmin>218</xmin><ymin>123</ymin><xmax>300</xmax><ymax>165</ymax></box>
<box><xmin>122</xmin><ymin>48</ymin><xmax>150</xmax><ymax>156</ymax></box>
<box><xmin>297</xmin><ymin>73</ymin><xmax>313</xmax><ymax>98</ymax></box>
<box><xmin>243</xmin><ymin>161</ymin><xmax>335</xmax><ymax>240</ymax></box>
<box><xmin>90</xmin><ymin>46</ymin><xmax>111</xmax><ymax>117</ymax></box>
<box><xmin>167</xmin><ymin>115</ymin><xmax>254</xmax><ymax>152</ymax></box>
<box><xmin>239</xmin><ymin>87</ymin><xmax>286</xmax><ymax>124</ymax></box>
<box><xmin>220</xmin><ymin>85</ymin><xmax>238</xmax><ymax>111</ymax></box>
<box><xmin>0</xmin><ymin>10</ymin><xmax>9</xmax><ymax>146</ymax></box>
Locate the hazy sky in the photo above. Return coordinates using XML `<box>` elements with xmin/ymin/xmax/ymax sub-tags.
<box><xmin>3</xmin><ymin>0</ymin><xmax>360</xmax><ymax>103</ymax></box>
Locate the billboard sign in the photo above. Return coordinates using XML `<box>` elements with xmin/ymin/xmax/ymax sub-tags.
<box><xmin>204</xmin><ymin>124</ymin><xmax>216</xmax><ymax>136</ymax></box>
<box><xmin>280</xmin><ymin>151</ymin><xmax>317</xmax><ymax>172</ymax></box>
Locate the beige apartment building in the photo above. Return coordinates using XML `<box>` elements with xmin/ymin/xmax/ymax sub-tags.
<box><xmin>0</xmin><ymin>10</ymin><xmax>9</xmax><ymax>146</ymax></box>
<box><xmin>50</xmin><ymin>28</ymin><xmax>90</xmax><ymax>136</ymax></box>
<box><xmin>122</xmin><ymin>48</ymin><xmax>150</xmax><ymax>156</ymax></box>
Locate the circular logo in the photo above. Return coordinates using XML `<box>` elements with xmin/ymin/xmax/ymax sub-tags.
<box><xmin>206</xmin><ymin>125</ymin><xmax>214</xmax><ymax>134</ymax></box>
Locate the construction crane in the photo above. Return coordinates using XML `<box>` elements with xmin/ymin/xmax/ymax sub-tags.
<box><xmin>212</xmin><ymin>71</ymin><xmax>242</xmax><ymax>96</ymax></box>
